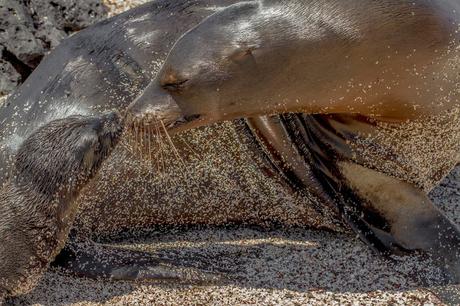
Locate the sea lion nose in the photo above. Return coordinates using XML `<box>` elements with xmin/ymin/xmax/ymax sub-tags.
<box><xmin>126</xmin><ymin>82</ymin><xmax>183</xmax><ymax>127</ymax></box>
<box><xmin>99</xmin><ymin>111</ymin><xmax>123</xmax><ymax>135</ymax></box>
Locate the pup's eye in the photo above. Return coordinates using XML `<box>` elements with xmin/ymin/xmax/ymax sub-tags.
<box><xmin>162</xmin><ymin>79</ymin><xmax>189</xmax><ymax>91</ymax></box>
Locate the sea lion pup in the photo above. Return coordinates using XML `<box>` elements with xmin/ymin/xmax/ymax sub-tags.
<box><xmin>127</xmin><ymin>0</ymin><xmax>460</xmax><ymax>282</ymax></box>
<box><xmin>0</xmin><ymin>0</ymin><xmax>257</xmax><ymax>288</ymax></box>
<box><xmin>0</xmin><ymin>112</ymin><xmax>122</xmax><ymax>299</ymax></box>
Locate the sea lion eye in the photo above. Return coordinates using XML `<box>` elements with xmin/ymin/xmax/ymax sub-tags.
<box><xmin>162</xmin><ymin>79</ymin><xmax>189</xmax><ymax>91</ymax></box>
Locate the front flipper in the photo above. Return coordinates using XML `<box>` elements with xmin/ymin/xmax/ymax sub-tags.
<box><xmin>281</xmin><ymin>113</ymin><xmax>460</xmax><ymax>274</ymax></box>
<box><xmin>53</xmin><ymin>239</ymin><xmax>226</xmax><ymax>284</ymax></box>
<box><xmin>339</xmin><ymin>161</ymin><xmax>460</xmax><ymax>283</ymax></box>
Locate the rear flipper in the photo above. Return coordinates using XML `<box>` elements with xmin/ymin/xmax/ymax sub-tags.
<box><xmin>339</xmin><ymin>161</ymin><xmax>460</xmax><ymax>283</ymax></box>
<box><xmin>52</xmin><ymin>239</ymin><xmax>226</xmax><ymax>284</ymax></box>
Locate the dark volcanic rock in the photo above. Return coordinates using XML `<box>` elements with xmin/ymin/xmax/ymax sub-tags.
<box><xmin>0</xmin><ymin>59</ymin><xmax>20</xmax><ymax>95</ymax></box>
<box><xmin>0</xmin><ymin>47</ymin><xmax>21</xmax><ymax>96</ymax></box>
<box><xmin>30</xmin><ymin>0</ymin><xmax>108</xmax><ymax>47</ymax></box>
<box><xmin>0</xmin><ymin>0</ymin><xmax>44</xmax><ymax>68</ymax></box>
<box><xmin>0</xmin><ymin>0</ymin><xmax>108</xmax><ymax>95</ymax></box>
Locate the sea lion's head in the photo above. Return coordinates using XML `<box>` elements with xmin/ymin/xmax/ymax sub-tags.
<box><xmin>16</xmin><ymin>111</ymin><xmax>124</xmax><ymax>196</ymax></box>
<box><xmin>126</xmin><ymin>0</ymin><xmax>456</xmax><ymax>131</ymax></box>
<box><xmin>127</xmin><ymin>1</ymin><xmax>299</xmax><ymax>132</ymax></box>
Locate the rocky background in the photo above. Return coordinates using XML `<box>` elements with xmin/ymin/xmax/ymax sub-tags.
<box><xmin>0</xmin><ymin>0</ymin><xmax>109</xmax><ymax>95</ymax></box>
<box><xmin>0</xmin><ymin>0</ymin><xmax>152</xmax><ymax>96</ymax></box>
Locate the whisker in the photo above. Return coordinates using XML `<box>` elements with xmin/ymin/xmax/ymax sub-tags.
<box><xmin>154</xmin><ymin>121</ymin><xmax>165</xmax><ymax>174</ymax></box>
<box><xmin>160</xmin><ymin>120</ymin><xmax>186</xmax><ymax>168</ymax></box>
<box><xmin>156</xmin><ymin>120</ymin><xmax>182</xmax><ymax>187</ymax></box>
<box><xmin>119</xmin><ymin>137</ymin><xmax>132</xmax><ymax>153</ymax></box>
<box><xmin>122</xmin><ymin>121</ymin><xmax>138</xmax><ymax>157</ymax></box>
<box><xmin>150</xmin><ymin>124</ymin><xmax>160</xmax><ymax>174</ymax></box>
<box><xmin>177</xmin><ymin>134</ymin><xmax>201</xmax><ymax>160</ymax></box>
<box><xmin>147</xmin><ymin>124</ymin><xmax>152</xmax><ymax>163</ymax></box>
<box><xmin>133</xmin><ymin>120</ymin><xmax>138</xmax><ymax>155</ymax></box>
<box><xmin>142</xmin><ymin>123</ymin><xmax>149</xmax><ymax>168</ymax></box>
<box><xmin>139</xmin><ymin>122</ymin><xmax>145</xmax><ymax>161</ymax></box>
<box><xmin>136</xmin><ymin>120</ymin><xmax>142</xmax><ymax>161</ymax></box>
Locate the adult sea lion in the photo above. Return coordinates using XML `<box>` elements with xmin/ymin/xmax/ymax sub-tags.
<box><xmin>2</xmin><ymin>0</ymin><xmax>460</xmax><ymax>299</ymax></box>
<box><xmin>127</xmin><ymin>0</ymin><xmax>460</xmax><ymax>281</ymax></box>
<box><xmin>0</xmin><ymin>112</ymin><xmax>122</xmax><ymax>299</ymax></box>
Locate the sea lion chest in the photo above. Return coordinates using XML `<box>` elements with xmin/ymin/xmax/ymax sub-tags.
<box><xmin>74</xmin><ymin>120</ymin><xmax>345</xmax><ymax>237</ymax></box>
<box><xmin>74</xmin><ymin>108</ymin><xmax>460</xmax><ymax>237</ymax></box>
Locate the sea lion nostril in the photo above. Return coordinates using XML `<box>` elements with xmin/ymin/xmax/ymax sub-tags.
<box><xmin>183</xmin><ymin>114</ymin><xmax>201</xmax><ymax>122</ymax></box>
<box><xmin>99</xmin><ymin>112</ymin><xmax>124</xmax><ymax>135</ymax></box>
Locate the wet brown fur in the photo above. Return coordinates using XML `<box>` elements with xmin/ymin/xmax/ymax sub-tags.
<box><xmin>0</xmin><ymin>113</ymin><xmax>122</xmax><ymax>298</ymax></box>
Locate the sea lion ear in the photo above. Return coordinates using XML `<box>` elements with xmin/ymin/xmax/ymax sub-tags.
<box><xmin>229</xmin><ymin>48</ymin><xmax>257</xmax><ymax>67</ymax></box>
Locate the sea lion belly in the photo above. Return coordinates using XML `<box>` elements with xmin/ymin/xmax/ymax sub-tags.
<box><xmin>343</xmin><ymin>108</ymin><xmax>460</xmax><ymax>192</ymax></box>
<box><xmin>74</xmin><ymin>120</ymin><xmax>345</xmax><ymax>237</ymax></box>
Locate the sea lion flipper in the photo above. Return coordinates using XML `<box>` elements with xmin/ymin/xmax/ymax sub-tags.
<box><xmin>0</xmin><ymin>113</ymin><xmax>122</xmax><ymax>299</ymax></box>
<box><xmin>53</xmin><ymin>240</ymin><xmax>226</xmax><ymax>284</ymax></box>
<box><xmin>339</xmin><ymin>161</ymin><xmax>460</xmax><ymax>283</ymax></box>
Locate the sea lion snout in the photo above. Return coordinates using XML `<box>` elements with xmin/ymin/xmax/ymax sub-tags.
<box><xmin>98</xmin><ymin>111</ymin><xmax>124</xmax><ymax>138</ymax></box>
<box><xmin>93</xmin><ymin>111</ymin><xmax>124</xmax><ymax>154</ymax></box>
<box><xmin>127</xmin><ymin>82</ymin><xmax>184</xmax><ymax>129</ymax></box>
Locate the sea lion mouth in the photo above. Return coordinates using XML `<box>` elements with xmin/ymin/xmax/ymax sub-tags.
<box><xmin>122</xmin><ymin>110</ymin><xmax>204</xmax><ymax>167</ymax></box>
<box><xmin>124</xmin><ymin>110</ymin><xmax>204</xmax><ymax>134</ymax></box>
<box><xmin>100</xmin><ymin>111</ymin><xmax>124</xmax><ymax>136</ymax></box>
<box><xmin>166</xmin><ymin>114</ymin><xmax>203</xmax><ymax>131</ymax></box>
<box><xmin>123</xmin><ymin>80</ymin><xmax>209</xmax><ymax>164</ymax></box>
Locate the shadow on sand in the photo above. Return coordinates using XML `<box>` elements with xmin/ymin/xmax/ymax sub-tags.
<box><xmin>9</xmin><ymin>225</ymin><xmax>449</xmax><ymax>305</ymax></box>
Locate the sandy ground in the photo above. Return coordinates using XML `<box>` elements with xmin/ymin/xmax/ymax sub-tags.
<box><xmin>3</xmin><ymin>1</ymin><xmax>460</xmax><ymax>305</ymax></box>
<box><xmin>9</xmin><ymin>166</ymin><xmax>460</xmax><ymax>306</ymax></box>
<box><xmin>6</xmin><ymin>226</ymin><xmax>449</xmax><ymax>306</ymax></box>
<box><xmin>103</xmin><ymin>0</ymin><xmax>152</xmax><ymax>16</ymax></box>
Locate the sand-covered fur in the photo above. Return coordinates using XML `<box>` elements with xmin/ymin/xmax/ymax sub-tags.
<box><xmin>0</xmin><ymin>113</ymin><xmax>122</xmax><ymax>299</ymax></box>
